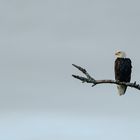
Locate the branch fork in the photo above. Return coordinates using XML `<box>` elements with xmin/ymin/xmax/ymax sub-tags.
<box><xmin>72</xmin><ymin>64</ymin><xmax>140</xmax><ymax>90</ymax></box>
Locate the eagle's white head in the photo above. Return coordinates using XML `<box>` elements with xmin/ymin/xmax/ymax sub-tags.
<box><xmin>115</xmin><ymin>51</ymin><xmax>126</xmax><ymax>58</ymax></box>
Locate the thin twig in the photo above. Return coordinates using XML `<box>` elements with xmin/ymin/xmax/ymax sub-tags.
<box><xmin>72</xmin><ymin>64</ymin><xmax>140</xmax><ymax>90</ymax></box>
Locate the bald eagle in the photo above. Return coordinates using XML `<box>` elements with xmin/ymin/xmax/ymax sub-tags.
<box><xmin>115</xmin><ymin>51</ymin><xmax>132</xmax><ymax>95</ymax></box>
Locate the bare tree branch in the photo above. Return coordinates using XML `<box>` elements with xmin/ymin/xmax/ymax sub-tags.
<box><xmin>72</xmin><ymin>64</ymin><xmax>140</xmax><ymax>90</ymax></box>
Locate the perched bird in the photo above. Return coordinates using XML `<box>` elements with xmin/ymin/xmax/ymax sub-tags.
<box><xmin>114</xmin><ymin>51</ymin><xmax>132</xmax><ymax>95</ymax></box>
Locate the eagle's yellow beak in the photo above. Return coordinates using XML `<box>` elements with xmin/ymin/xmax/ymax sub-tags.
<box><xmin>115</xmin><ymin>52</ymin><xmax>117</xmax><ymax>55</ymax></box>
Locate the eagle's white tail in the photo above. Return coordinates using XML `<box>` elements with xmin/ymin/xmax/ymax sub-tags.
<box><xmin>117</xmin><ymin>85</ymin><xmax>127</xmax><ymax>96</ymax></box>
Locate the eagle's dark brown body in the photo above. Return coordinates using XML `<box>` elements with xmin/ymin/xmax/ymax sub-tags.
<box><xmin>115</xmin><ymin>58</ymin><xmax>132</xmax><ymax>82</ymax></box>
<box><xmin>115</xmin><ymin>58</ymin><xmax>132</xmax><ymax>95</ymax></box>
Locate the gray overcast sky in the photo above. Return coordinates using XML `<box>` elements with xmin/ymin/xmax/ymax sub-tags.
<box><xmin>0</xmin><ymin>0</ymin><xmax>140</xmax><ymax>140</ymax></box>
